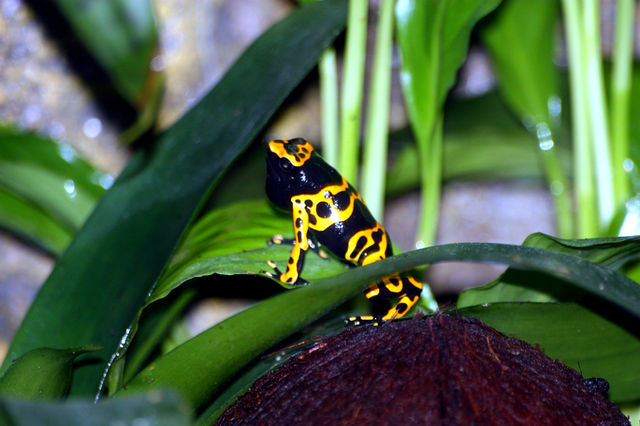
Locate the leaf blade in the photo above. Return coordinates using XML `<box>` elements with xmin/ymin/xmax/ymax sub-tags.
<box><xmin>458</xmin><ymin>233</ymin><xmax>640</xmax><ymax>307</ymax></box>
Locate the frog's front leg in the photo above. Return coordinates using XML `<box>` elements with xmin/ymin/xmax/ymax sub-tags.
<box><xmin>269</xmin><ymin>197</ymin><xmax>312</xmax><ymax>285</ymax></box>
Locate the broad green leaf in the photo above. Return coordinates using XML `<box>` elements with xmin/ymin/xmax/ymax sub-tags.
<box><xmin>459</xmin><ymin>303</ymin><xmax>640</xmax><ymax>402</ymax></box>
<box><xmin>0</xmin><ymin>390</ymin><xmax>190</xmax><ymax>426</ymax></box>
<box><xmin>120</xmin><ymin>242</ymin><xmax>640</xmax><ymax>408</ymax></box>
<box><xmin>396</xmin><ymin>0</ymin><xmax>502</xmax><ymax>118</ymax></box>
<box><xmin>52</xmin><ymin>0</ymin><xmax>159</xmax><ymax>108</ymax></box>
<box><xmin>1</xmin><ymin>0</ymin><xmax>348</xmax><ymax>397</ymax></box>
<box><xmin>458</xmin><ymin>233</ymin><xmax>640</xmax><ymax>307</ymax></box>
<box><xmin>153</xmin><ymin>199</ymin><xmax>348</xmax><ymax>304</ymax></box>
<box><xmin>0</xmin><ymin>346</ymin><xmax>99</xmax><ymax>400</ymax></box>
<box><xmin>482</xmin><ymin>0</ymin><xmax>559</xmax><ymax>123</ymax></box>
<box><xmin>0</xmin><ymin>127</ymin><xmax>107</xmax><ymax>253</ymax></box>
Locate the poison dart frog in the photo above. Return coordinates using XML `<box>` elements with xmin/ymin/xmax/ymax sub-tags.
<box><xmin>265</xmin><ymin>138</ymin><xmax>423</xmax><ymax>324</ymax></box>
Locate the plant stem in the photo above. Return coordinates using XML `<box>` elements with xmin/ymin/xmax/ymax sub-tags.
<box><xmin>361</xmin><ymin>0</ymin><xmax>394</xmax><ymax>221</ymax></box>
<box><xmin>562</xmin><ymin>0</ymin><xmax>598</xmax><ymax>237</ymax></box>
<box><xmin>416</xmin><ymin>115</ymin><xmax>443</xmax><ymax>248</ymax></box>
<box><xmin>537</xmin><ymin>126</ymin><xmax>574</xmax><ymax>238</ymax></box>
<box><xmin>583</xmin><ymin>0</ymin><xmax>615</xmax><ymax>229</ymax></box>
<box><xmin>319</xmin><ymin>47</ymin><xmax>340</xmax><ymax>167</ymax></box>
<box><xmin>610</xmin><ymin>0</ymin><xmax>635</xmax><ymax>209</ymax></box>
<box><xmin>339</xmin><ymin>0</ymin><xmax>368</xmax><ymax>184</ymax></box>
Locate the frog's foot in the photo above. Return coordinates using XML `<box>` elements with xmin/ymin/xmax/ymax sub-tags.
<box><xmin>268</xmin><ymin>234</ymin><xmax>291</xmax><ymax>245</ymax></box>
<box><xmin>264</xmin><ymin>260</ymin><xmax>310</xmax><ymax>286</ymax></box>
<box><xmin>345</xmin><ymin>315</ymin><xmax>383</xmax><ymax>327</ymax></box>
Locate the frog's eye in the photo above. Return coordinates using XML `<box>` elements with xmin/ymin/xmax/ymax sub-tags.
<box><xmin>279</xmin><ymin>157</ymin><xmax>292</xmax><ymax>170</ymax></box>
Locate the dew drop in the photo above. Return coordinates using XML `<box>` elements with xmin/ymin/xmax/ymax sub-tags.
<box><xmin>63</xmin><ymin>180</ymin><xmax>77</xmax><ymax>198</ymax></box>
<box><xmin>83</xmin><ymin>117</ymin><xmax>102</xmax><ymax>138</ymax></box>
<box><xmin>57</xmin><ymin>143</ymin><xmax>76</xmax><ymax>162</ymax></box>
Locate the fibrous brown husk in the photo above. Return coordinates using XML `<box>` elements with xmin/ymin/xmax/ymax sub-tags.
<box><xmin>217</xmin><ymin>314</ymin><xmax>629</xmax><ymax>425</ymax></box>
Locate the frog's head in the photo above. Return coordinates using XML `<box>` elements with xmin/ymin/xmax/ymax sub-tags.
<box><xmin>266</xmin><ymin>138</ymin><xmax>314</xmax><ymax>210</ymax></box>
<box><xmin>266</xmin><ymin>138</ymin><xmax>339</xmax><ymax>210</ymax></box>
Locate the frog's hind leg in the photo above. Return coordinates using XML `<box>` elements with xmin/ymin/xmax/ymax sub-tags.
<box><xmin>380</xmin><ymin>275</ymin><xmax>423</xmax><ymax>320</ymax></box>
<box><xmin>347</xmin><ymin>275</ymin><xmax>423</xmax><ymax>325</ymax></box>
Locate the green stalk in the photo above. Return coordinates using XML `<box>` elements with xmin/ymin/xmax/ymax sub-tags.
<box><xmin>416</xmin><ymin>116</ymin><xmax>443</xmax><ymax>249</ymax></box>
<box><xmin>361</xmin><ymin>0</ymin><xmax>395</xmax><ymax>221</ymax></box>
<box><xmin>319</xmin><ymin>47</ymin><xmax>340</xmax><ymax>167</ymax></box>
<box><xmin>583</xmin><ymin>0</ymin><xmax>615</xmax><ymax>229</ymax></box>
<box><xmin>562</xmin><ymin>0</ymin><xmax>598</xmax><ymax>237</ymax></box>
<box><xmin>610</xmin><ymin>0</ymin><xmax>635</xmax><ymax>209</ymax></box>
<box><xmin>339</xmin><ymin>0</ymin><xmax>368</xmax><ymax>183</ymax></box>
<box><xmin>537</xmin><ymin>130</ymin><xmax>574</xmax><ymax>238</ymax></box>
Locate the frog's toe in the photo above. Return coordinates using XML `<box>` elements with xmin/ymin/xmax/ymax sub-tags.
<box><xmin>345</xmin><ymin>315</ymin><xmax>383</xmax><ymax>327</ymax></box>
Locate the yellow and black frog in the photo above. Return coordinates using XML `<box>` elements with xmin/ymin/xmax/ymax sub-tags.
<box><xmin>265</xmin><ymin>138</ymin><xmax>423</xmax><ymax>324</ymax></box>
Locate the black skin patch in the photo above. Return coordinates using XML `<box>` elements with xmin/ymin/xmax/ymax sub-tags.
<box><xmin>265</xmin><ymin>138</ymin><xmax>424</xmax><ymax>323</ymax></box>
<box><xmin>352</xmin><ymin>236</ymin><xmax>368</xmax><ymax>259</ymax></box>
<box><xmin>357</xmin><ymin>228</ymin><xmax>385</xmax><ymax>263</ymax></box>
<box><xmin>308</xmin><ymin>213</ymin><xmax>317</xmax><ymax>226</ymax></box>
<box><xmin>316</xmin><ymin>202</ymin><xmax>332</xmax><ymax>219</ymax></box>
<box><xmin>331</xmin><ymin>190</ymin><xmax>351</xmax><ymax>211</ymax></box>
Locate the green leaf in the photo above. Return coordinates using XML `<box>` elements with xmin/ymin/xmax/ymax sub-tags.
<box><xmin>523</xmin><ymin>233</ymin><xmax>640</xmax><ymax>268</ymax></box>
<box><xmin>395</xmin><ymin>0</ymin><xmax>502</xmax><ymax>245</ymax></box>
<box><xmin>0</xmin><ymin>346</ymin><xmax>100</xmax><ymax>400</ymax></box>
<box><xmin>0</xmin><ymin>127</ymin><xmax>107</xmax><ymax>253</ymax></box>
<box><xmin>119</xmin><ymin>242</ymin><xmax>640</xmax><ymax>409</ymax></box>
<box><xmin>52</xmin><ymin>0</ymin><xmax>159</xmax><ymax>107</ymax></box>
<box><xmin>396</xmin><ymin>0</ymin><xmax>502</xmax><ymax>116</ymax></box>
<box><xmin>1</xmin><ymin>0</ymin><xmax>348</xmax><ymax>397</ymax></box>
<box><xmin>458</xmin><ymin>303</ymin><xmax>640</xmax><ymax>402</ymax></box>
<box><xmin>627</xmin><ymin>66</ymin><xmax>640</xmax><ymax>195</ymax></box>
<box><xmin>153</xmin><ymin>199</ymin><xmax>348</xmax><ymax>304</ymax></box>
<box><xmin>0</xmin><ymin>390</ymin><xmax>191</xmax><ymax>426</ymax></box>
<box><xmin>0</xmin><ymin>188</ymin><xmax>72</xmax><ymax>255</ymax></box>
<box><xmin>458</xmin><ymin>233</ymin><xmax>640</xmax><ymax>307</ymax></box>
<box><xmin>0</xmin><ymin>127</ymin><xmax>107</xmax><ymax>229</ymax></box>
<box><xmin>482</xmin><ymin>0</ymin><xmax>559</xmax><ymax>123</ymax></box>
